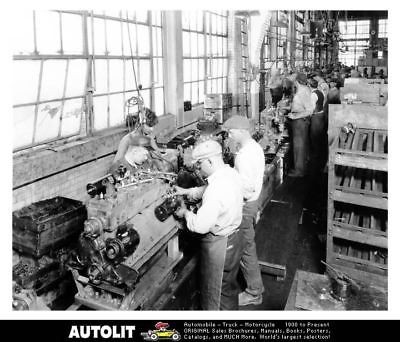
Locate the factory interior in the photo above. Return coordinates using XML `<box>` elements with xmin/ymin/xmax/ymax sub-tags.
<box><xmin>11</xmin><ymin>9</ymin><xmax>389</xmax><ymax>312</ymax></box>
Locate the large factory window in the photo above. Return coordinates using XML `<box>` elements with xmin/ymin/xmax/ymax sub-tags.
<box><xmin>12</xmin><ymin>10</ymin><xmax>164</xmax><ymax>151</ymax></box>
<box><xmin>295</xmin><ymin>19</ymin><xmax>304</xmax><ymax>68</ymax></box>
<box><xmin>338</xmin><ymin>20</ymin><xmax>370</xmax><ymax>66</ymax></box>
<box><xmin>182</xmin><ymin>10</ymin><xmax>228</xmax><ymax>106</ymax></box>
<box><xmin>378</xmin><ymin>19</ymin><xmax>387</xmax><ymax>38</ymax></box>
<box><xmin>13</xmin><ymin>11</ymin><xmax>87</xmax><ymax>151</ymax></box>
<box><xmin>89</xmin><ymin>10</ymin><xmax>164</xmax><ymax>132</ymax></box>
<box><xmin>205</xmin><ymin>11</ymin><xmax>228</xmax><ymax>94</ymax></box>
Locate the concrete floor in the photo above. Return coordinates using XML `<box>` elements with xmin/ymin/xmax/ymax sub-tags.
<box><xmin>165</xmin><ymin>172</ymin><xmax>329</xmax><ymax>310</ymax></box>
<box><xmin>239</xmin><ymin>173</ymin><xmax>328</xmax><ymax>310</ymax></box>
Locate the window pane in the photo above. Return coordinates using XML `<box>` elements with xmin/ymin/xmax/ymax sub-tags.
<box><xmin>192</xmin><ymin>82</ymin><xmax>198</xmax><ymax>105</ymax></box>
<box><xmin>189</xmin><ymin>12</ymin><xmax>198</xmax><ymax>31</ymax></box>
<box><xmin>212</xmin><ymin>60</ymin><xmax>218</xmax><ymax>77</ymax></box>
<box><xmin>35</xmin><ymin>11</ymin><xmax>60</xmax><ymax>54</ymax></box>
<box><xmin>13</xmin><ymin>11</ymin><xmax>35</xmax><ymax>54</ymax></box>
<box><xmin>197</xmin><ymin>12</ymin><xmax>203</xmax><ymax>32</ymax></box>
<box><xmin>139</xmin><ymin>59</ymin><xmax>151</xmax><ymax>88</ymax></box>
<box><xmin>106</xmin><ymin>19</ymin><xmax>123</xmax><ymax>55</ymax></box>
<box><xmin>141</xmin><ymin>89</ymin><xmax>150</xmax><ymax>108</ymax></box>
<box><xmin>152</xmin><ymin>27</ymin><xmax>162</xmax><ymax>57</ymax></box>
<box><xmin>109</xmin><ymin>93</ymin><xmax>125</xmax><ymax>127</ymax></box>
<box><xmin>66</xmin><ymin>60</ymin><xmax>87</xmax><ymax>97</ymax></box>
<box><xmin>14</xmin><ymin>106</ymin><xmax>35</xmax><ymax>149</ymax></box>
<box><xmin>191</xmin><ymin>59</ymin><xmax>198</xmax><ymax>81</ymax></box>
<box><xmin>184</xmin><ymin>83</ymin><xmax>191</xmax><ymax>102</ymax></box>
<box><xmin>212</xmin><ymin>36</ymin><xmax>218</xmax><ymax>55</ymax></box>
<box><xmin>125</xmin><ymin>59</ymin><xmax>139</xmax><ymax>91</ymax></box>
<box><xmin>198</xmin><ymin>81</ymin><xmax>205</xmax><ymax>103</ymax></box>
<box><xmin>183</xmin><ymin>31</ymin><xmax>191</xmax><ymax>57</ymax></box>
<box><xmin>224</xmin><ymin>58</ymin><xmax>228</xmax><ymax>76</ymax></box>
<box><xmin>199</xmin><ymin>59</ymin><xmax>205</xmax><ymax>80</ymax></box>
<box><xmin>137</xmin><ymin>24</ymin><xmax>150</xmax><ymax>55</ymax></box>
<box><xmin>61</xmin><ymin>98</ymin><xmax>83</xmax><ymax>136</ymax></box>
<box><xmin>205</xmin><ymin>13</ymin><xmax>210</xmax><ymax>34</ymax></box>
<box><xmin>182</xmin><ymin>12</ymin><xmax>190</xmax><ymax>30</ymax></box>
<box><xmin>212</xmin><ymin>79</ymin><xmax>218</xmax><ymax>93</ymax></box>
<box><xmin>153</xmin><ymin>58</ymin><xmax>163</xmax><ymax>86</ymax></box>
<box><xmin>94</xmin><ymin>60</ymin><xmax>109</xmax><ymax>94</ymax></box>
<box><xmin>198</xmin><ymin>33</ymin><xmax>205</xmax><ymax>56</ymax></box>
<box><xmin>35</xmin><ymin>101</ymin><xmax>62</xmax><ymax>142</ymax></box>
<box><xmin>61</xmin><ymin>13</ymin><xmax>83</xmax><ymax>54</ymax></box>
<box><xmin>92</xmin><ymin>18</ymin><xmax>107</xmax><ymax>55</ymax></box>
<box><xmin>154</xmin><ymin>87</ymin><xmax>164</xmax><ymax>116</ymax></box>
<box><xmin>93</xmin><ymin>95</ymin><xmax>108</xmax><ymax>130</ymax></box>
<box><xmin>190</xmin><ymin>32</ymin><xmax>198</xmax><ymax>56</ymax></box>
<box><xmin>206</xmin><ymin>79</ymin><xmax>212</xmax><ymax>94</ymax></box>
<box><xmin>184</xmin><ymin>59</ymin><xmax>191</xmax><ymax>82</ymax></box>
<box><xmin>13</xmin><ymin>60</ymin><xmax>41</xmax><ymax>104</ymax></box>
<box><xmin>152</xmin><ymin>11</ymin><xmax>162</xmax><ymax>26</ymax></box>
<box><xmin>109</xmin><ymin>60</ymin><xmax>124</xmax><ymax>92</ymax></box>
<box><xmin>41</xmin><ymin>60</ymin><xmax>67</xmax><ymax>101</ymax></box>
<box><xmin>212</xmin><ymin>14</ymin><xmax>217</xmax><ymax>34</ymax></box>
<box><xmin>122</xmin><ymin>22</ymin><xmax>137</xmax><ymax>56</ymax></box>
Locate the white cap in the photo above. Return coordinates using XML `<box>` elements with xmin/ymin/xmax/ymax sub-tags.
<box><xmin>192</xmin><ymin>139</ymin><xmax>222</xmax><ymax>162</ymax></box>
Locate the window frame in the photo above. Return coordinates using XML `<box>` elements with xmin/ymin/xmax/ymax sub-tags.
<box><xmin>13</xmin><ymin>10</ymin><xmax>165</xmax><ymax>152</ymax></box>
<box><xmin>181</xmin><ymin>10</ymin><xmax>228</xmax><ymax>107</ymax></box>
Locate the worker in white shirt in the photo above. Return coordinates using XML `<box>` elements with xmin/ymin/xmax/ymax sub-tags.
<box><xmin>287</xmin><ymin>73</ymin><xmax>314</xmax><ymax>177</ymax></box>
<box><xmin>222</xmin><ymin>115</ymin><xmax>265</xmax><ymax>306</ymax></box>
<box><xmin>174</xmin><ymin>139</ymin><xmax>245</xmax><ymax>310</ymax></box>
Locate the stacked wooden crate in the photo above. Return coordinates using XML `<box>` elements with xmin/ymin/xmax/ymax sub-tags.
<box><xmin>203</xmin><ymin>93</ymin><xmax>233</xmax><ymax>124</ymax></box>
<box><xmin>327</xmin><ymin>104</ymin><xmax>388</xmax><ymax>288</ymax></box>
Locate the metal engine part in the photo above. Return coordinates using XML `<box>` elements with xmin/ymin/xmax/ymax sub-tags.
<box><xmin>74</xmin><ymin>222</ymin><xmax>140</xmax><ymax>287</ymax></box>
<box><xmin>70</xmin><ymin>150</ymin><xmax>183</xmax><ymax>310</ymax></box>
<box><xmin>154</xmin><ymin>195</ymin><xmax>182</xmax><ymax>222</ymax></box>
<box><xmin>12</xmin><ymin>282</ymin><xmax>50</xmax><ymax>311</ymax></box>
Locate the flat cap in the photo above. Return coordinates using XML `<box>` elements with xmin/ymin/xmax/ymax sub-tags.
<box><xmin>295</xmin><ymin>72</ymin><xmax>308</xmax><ymax>84</ymax></box>
<box><xmin>192</xmin><ymin>139</ymin><xmax>222</xmax><ymax>162</ymax></box>
<box><xmin>222</xmin><ymin>115</ymin><xmax>250</xmax><ymax>130</ymax></box>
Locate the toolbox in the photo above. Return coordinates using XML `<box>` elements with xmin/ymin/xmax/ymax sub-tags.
<box><xmin>13</xmin><ymin>197</ymin><xmax>87</xmax><ymax>257</ymax></box>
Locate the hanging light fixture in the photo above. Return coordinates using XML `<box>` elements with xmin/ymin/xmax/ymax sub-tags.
<box><xmin>234</xmin><ymin>10</ymin><xmax>260</xmax><ymax>18</ymax></box>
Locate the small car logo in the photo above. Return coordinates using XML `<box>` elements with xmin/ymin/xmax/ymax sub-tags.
<box><xmin>141</xmin><ymin>322</ymin><xmax>181</xmax><ymax>341</ymax></box>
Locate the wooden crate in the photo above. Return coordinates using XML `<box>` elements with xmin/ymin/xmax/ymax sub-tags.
<box><xmin>340</xmin><ymin>78</ymin><xmax>387</xmax><ymax>105</ymax></box>
<box><xmin>13</xmin><ymin>197</ymin><xmax>87</xmax><ymax>257</ymax></box>
<box><xmin>203</xmin><ymin>108</ymin><xmax>233</xmax><ymax>124</ymax></box>
<box><xmin>204</xmin><ymin>93</ymin><xmax>232</xmax><ymax>109</ymax></box>
<box><xmin>327</xmin><ymin>104</ymin><xmax>388</xmax><ymax>287</ymax></box>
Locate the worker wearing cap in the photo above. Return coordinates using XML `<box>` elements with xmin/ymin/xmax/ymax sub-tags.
<box><xmin>174</xmin><ymin>139</ymin><xmax>244</xmax><ymax>310</ymax></box>
<box><xmin>222</xmin><ymin>115</ymin><xmax>265</xmax><ymax>306</ymax></box>
<box><xmin>308</xmin><ymin>78</ymin><xmax>326</xmax><ymax>175</ymax></box>
<box><xmin>287</xmin><ymin>72</ymin><xmax>314</xmax><ymax>177</ymax></box>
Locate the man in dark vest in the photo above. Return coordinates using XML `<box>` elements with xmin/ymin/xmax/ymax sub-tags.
<box><xmin>308</xmin><ymin>78</ymin><xmax>327</xmax><ymax>174</ymax></box>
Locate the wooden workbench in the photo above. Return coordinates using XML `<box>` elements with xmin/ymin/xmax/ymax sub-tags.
<box><xmin>285</xmin><ymin>269</ymin><xmax>387</xmax><ymax>311</ymax></box>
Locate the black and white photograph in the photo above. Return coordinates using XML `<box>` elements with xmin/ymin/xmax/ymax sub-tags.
<box><xmin>2</xmin><ymin>1</ymin><xmax>398</xmax><ymax>328</ymax></box>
